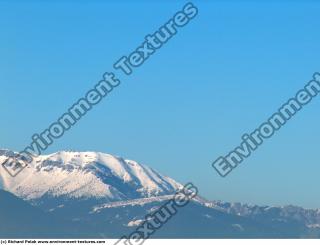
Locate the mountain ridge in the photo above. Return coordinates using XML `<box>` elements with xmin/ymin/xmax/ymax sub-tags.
<box><xmin>0</xmin><ymin>150</ymin><xmax>181</xmax><ymax>202</ymax></box>
<box><xmin>1</xmin><ymin>149</ymin><xmax>320</xmax><ymax>238</ymax></box>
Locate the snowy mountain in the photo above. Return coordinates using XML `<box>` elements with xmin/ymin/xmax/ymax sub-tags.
<box><xmin>0</xmin><ymin>150</ymin><xmax>181</xmax><ymax>201</ymax></box>
<box><xmin>210</xmin><ymin>200</ymin><xmax>320</xmax><ymax>230</ymax></box>
<box><xmin>1</xmin><ymin>149</ymin><xmax>320</xmax><ymax>238</ymax></box>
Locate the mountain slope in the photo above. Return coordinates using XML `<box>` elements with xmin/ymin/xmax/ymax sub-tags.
<box><xmin>0</xmin><ymin>150</ymin><xmax>181</xmax><ymax>202</ymax></box>
<box><xmin>0</xmin><ymin>190</ymin><xmax>84</xmax><ymax>238</ymax></box>
<box><xmin>1</xmin><ymin>149</ymin><xmax>320</xmax><ymax>238</ymax></box>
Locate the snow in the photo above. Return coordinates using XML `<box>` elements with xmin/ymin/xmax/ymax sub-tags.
<box><xmin>232</xmin><ymin>224</ymin><xmax>244</xmax><ymax>231</ymax></box>
<box><xmin>307</xmin><ymin>224</ymin><xmax>320</xmax><ymax>229</ymax></box>
<box><xmin>0</xmin><ymin>150</ymin><xmax>182</xmax><ymax>201</ymax></box>
<box><xmin>91</xmin><ymin>195</ymin><xmax>175</xmax><ymax>213</ymax></box>
<box><xmin>127</xmin><ymin>220</ymin><xmax>144</xmax><ymax>227</ymax></box>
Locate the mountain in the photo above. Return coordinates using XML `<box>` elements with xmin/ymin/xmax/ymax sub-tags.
<box><xmin>0</xmin><ymin>150</ymin><xmax>181</xmax><ymax>202</ymax></box>
<box><xmin>211</xmin><ymin>200</ymin><xmax>320</xmax><ymax>229</ymax></box>
<box><xmin>0</xmin><ymin>189</ymin><xmax>86</xmax><ymax>238</ymax></box>
<box><xmin>1</xmin><ymin>150</ymin><xmax>320</xmax><ymax>238</ymax></box>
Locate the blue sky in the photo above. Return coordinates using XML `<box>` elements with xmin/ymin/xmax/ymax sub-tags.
<box><xmin>1</xmin><ymin>0</ymin><xmax>319</xmax><ymax>208</ymax></box>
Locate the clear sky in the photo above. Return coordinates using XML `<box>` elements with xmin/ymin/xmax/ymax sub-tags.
<box><xmin>1</xmin><ymin>0</ymin><xmax>319</xmax><ymax>208</ymax></box>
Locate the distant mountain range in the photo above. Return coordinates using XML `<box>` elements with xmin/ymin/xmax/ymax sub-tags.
<box><xmin>1</xmin><ymin>149</ymin><xmax>319</xmax><ymax>238</ymax></box>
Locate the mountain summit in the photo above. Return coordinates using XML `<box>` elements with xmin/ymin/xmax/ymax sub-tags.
<box><xmin>0</xmin><ymin>150</ymin><xmax>181</xmax><ymax>201</ymax></box>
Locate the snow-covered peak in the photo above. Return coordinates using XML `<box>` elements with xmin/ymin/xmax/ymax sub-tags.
<box><xmin>0</xmin><ymin>150</ymin><xmax>182</xmax><ymax>201</ymax></box>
